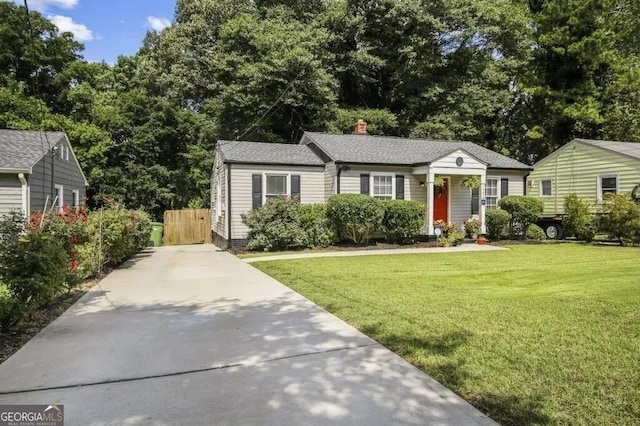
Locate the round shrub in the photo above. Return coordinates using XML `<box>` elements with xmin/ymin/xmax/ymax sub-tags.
<box><xmin>526</xmin><ymin>224</ymin><xmax>546</xmax><ymax>240</ymax></box>
<box><xmin>241</xmin><ymin>197</ymin><xmax>308</xmax><ymax>251</ymax></box>
<box><xmin>298</xmin><ymin>204</ymin><xmax>336</xmax><ymax>248</ymax></box>
<box><xmin>564</xmin><ymin>194</ymin><xmax>595</xmax><ymax>242</ymax></box>
<box><xmin>381</xmin><ymin>200</ymin><xmax>426</xmax><ymax>243</ymax></box>
<box><xmin>498</xmin><ymin>196</ymin><xmax>544</xmax><ymax>239</ymax></box>
<box><xmin>327</xmin><ymin>194</ymin><xmax>384</xmax><ymax>245</ymax></box>
<box><xmin>486</xmin><ymin>209</ymin><xmax>511</xmax><ymax>240</ymax></box>
<box><xmin>601</xmin><ymin>194</ymin><xmax>640</xmax><ymax>246</ymax></box>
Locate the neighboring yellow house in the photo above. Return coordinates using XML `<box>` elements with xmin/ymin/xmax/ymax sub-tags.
<box><xmin>526</xmin><ymin>138</ymin><xmax>640</xmax><ymax>239</ymax></box>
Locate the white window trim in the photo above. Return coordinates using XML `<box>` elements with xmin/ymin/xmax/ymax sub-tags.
<box><xmin>54</xmin><ymin>184</ymin><xmax>64</xmax><ymax>212</ymax></box>
<box><xmin>539</xmin><ymin>178</ymin><xmax>553</xmax><ymax>197</ymax></box>
<box><xmin>485</xmin><ymin>176</ymin><xmax>501</xmax><ymax>210</ymax></box>
<box><xmin>65</xmin><ymin>146</ymin><xmax>69</xmax><ymax>161</ymax></box>
<box><xmin>72</xmin><ymin>190</ymin><xmax>80</xmax><ymax>209</ymax></box>
<box><xmin>597</xmin><ymin>173</ymin><xmax>619</xmax><ymax>203</ymax></box>
<box><xmin>263</xmin><ymin>172</ymin><xmax>291</xmax><ymax>204</ymax></box>
<box><xmin>370</xmin><ymin>172</ymin><xmax>396</xmax><ymax>200</ymax></box>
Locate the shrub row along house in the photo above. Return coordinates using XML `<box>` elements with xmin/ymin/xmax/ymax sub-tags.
<box><xmin>211</xmin><ymin>121</ymin><xmax>532</xmax><ymax>248</ymax></box>
<box><xmin>0</xmin><ymin>130</ymin><xmax>87</xmax><ymax>217</ymax></box>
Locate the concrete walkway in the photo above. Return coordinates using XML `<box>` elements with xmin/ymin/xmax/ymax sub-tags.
<box><xmin>245</xmin><ymin>243</ymin><xmax>506</xmax><ymax>263</ymax></box>
<box><xmin>0</xmin><ymin>245</ymin><xmax>495</xmax><ymax>425</ymax></box>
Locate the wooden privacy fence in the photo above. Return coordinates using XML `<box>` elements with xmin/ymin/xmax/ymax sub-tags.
<box><xmin>163</xmin><ymin>209</ymin><xmax>212</xmax><ymax>246</ymax></box>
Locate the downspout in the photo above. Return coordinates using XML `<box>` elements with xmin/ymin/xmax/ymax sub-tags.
<box><xmin>554</xmin><ymin>155</ymin><xmax>559</xmax><ymax>214</ymax></box>
<box><xmin>336</xmin><ymin>163</ymin><xmax>341</xmax><ymax>194</ymax></box>
<box><xmin>18</xmin><ymin>173</ymin><xmax>28</xmax><ymax>219</ymax></box>
<box><xmin>226</xmin><ymin>164</ymin><xmax>232</xmax><ymax>249</ymax></box>
<box><xmin>51</xmin><ymin>147</ymin><xmax>56</xmax><ymax>208</ymax></box>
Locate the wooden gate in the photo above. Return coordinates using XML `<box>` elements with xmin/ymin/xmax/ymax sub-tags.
<box><xmin>163</xmin><ymin>209</ymin><xmax>212</xmax><ymax>246</ymax></box>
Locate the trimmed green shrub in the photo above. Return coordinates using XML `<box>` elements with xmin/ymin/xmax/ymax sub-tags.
<box><xmin>564</xmin><ymin>194</ymin><xmax>596</xmax><ymax>242</ymax></box>
<box><xmin>381</xmin><ymin>200</ymin><xmax>426</xmax><ymax>243</ymax></box>
<box><xmin>486</xmin><ymin>209</ymin><xmax>511</xmax><ymax>240</ymax></box>
<box><xmin>526</xmin><ymin>224</ymin><xmax>546</xmax><ymax>240</ymax></box>
<box><xmin>327</xmin><ymin>194</ymin><xmax>384</xmax><ymax>245</ymax></box>
<box><xmin>298</xmin><ymin>204</ymin><xmax>336</xmax><ymax>248</ymax></box>
<box><xmin>242</xmin><ymin>197</ymin><xmax>308</xmax><ymax>251</ymax></box>
<box><xmin>498</xmin><ymin>196</ymin><xmax>544</xmax><ymax>239</ymax></box>
<box><xmin>601</xmin><ymin>194</ymin><xmax>640</xmax><ymax>246</ymax></box>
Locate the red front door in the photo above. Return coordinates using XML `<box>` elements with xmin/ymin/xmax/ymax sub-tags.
<box><xmin>433</xmin><ymin>177</ymin><xmax>449</xmax><ymax>223</ymax></box>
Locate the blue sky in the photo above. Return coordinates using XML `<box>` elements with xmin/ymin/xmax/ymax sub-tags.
<box><xmin>7</xmin><ymin>0</ymin><xmax>176</xmax><ymax>63</ymax></box>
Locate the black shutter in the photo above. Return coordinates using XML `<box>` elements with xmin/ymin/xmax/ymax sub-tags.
<box><xmin>501</xmin><ymin>178</ymin><xmax>509</xmax><ymax>197</ymax></box>
<box><xmin>291</xmin><ymin>175</ymin><xmax>301</xmax><ymax>201</ymax></box>
<box><xmin>252</xmin><ymin>174</ymin><xmax>262</xmax><ymax>210</ymax></box>
<box><xmin>471</xmin><ymin>188</ymin><xmax>479</xmax><ymax>215</ymax></box>
<box><xmin>360</xmin><ymin>174</ymin><xmax>370</xmax><ymax>195</ymax></box>
<box><xmin>396</xmin><ymin>175</ymin><xmax>405</xmax><ymax>200</ymax></box>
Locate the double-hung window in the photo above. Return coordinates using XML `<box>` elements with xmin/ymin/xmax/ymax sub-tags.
<box><xmin>54</xmin><ymin>184</ymin><xmax>64</xmax><ymax>212</ymax></box>
<box><xmin>598</xmin><ymin>175</ymin><xmax>618</xmax><ymax>201</ymax></box>
<box><xmin>372</xmin><ymin>174</ymin><xmax>394</xmax><ymax>200</ymax></box>
<box><xmin>485</xmin><ymin>177</ymin><xmax>499</xmax><ymax>210</ymax></box>
<box><xmin>72</xmin><ymin>190</ymin><xmax>80</xmax><ymax>209</ymax></box>
<box><xmin>266</xmin><ymin>175</ymin><xmax>288</xmax><ymax>201</ymax></box>
<box><xmin>540</xmin><ymin>179</ymin><xmax>552</xmax><ymax>197</ymax></box>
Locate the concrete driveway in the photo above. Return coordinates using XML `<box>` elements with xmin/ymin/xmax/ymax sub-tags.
<box><xmin>0</xmin><ymin>245</ymin><xmax>495</xmax><ymax>425</ymax></box>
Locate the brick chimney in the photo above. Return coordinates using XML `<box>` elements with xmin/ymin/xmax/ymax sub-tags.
<box><xmin>353</xmin><ymin>119</ymin><xmax>368</xmax><ymax>135</ymax></box>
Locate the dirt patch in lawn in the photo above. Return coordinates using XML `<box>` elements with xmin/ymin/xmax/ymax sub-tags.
<box><xmin>0</xmin><ymin>280</ymin><xmax>95</xmax><ymax>364</ymax></box>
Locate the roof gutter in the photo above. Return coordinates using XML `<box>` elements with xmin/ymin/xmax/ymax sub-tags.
<box><xmin>0</xmin><ymin>167</ymin><xmax>31</xmax><ymax>174</ymax></box>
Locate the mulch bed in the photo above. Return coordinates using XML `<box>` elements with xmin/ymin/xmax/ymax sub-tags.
<box><xmin>231</xmin><ymin>240</ymin><xmax>445</xmax><ymax>256</ymax></box>
<box><xmin>0</xmin><ymin>280</ymin><xmax>95</xmax><ymax>364</ymax></box>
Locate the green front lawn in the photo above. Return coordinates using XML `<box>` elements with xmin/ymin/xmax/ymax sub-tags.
<box><xmin>254</xmin><ymin>245</ymin><xmax>640</xmax><ymax>425</ymax></box>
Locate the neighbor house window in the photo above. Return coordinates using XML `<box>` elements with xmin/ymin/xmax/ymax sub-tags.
<box><xmin>598</xmin><ymin>175</ymin><xmax>618</xmax><ymax>201</ymax></box>
<box><xmin>72</xmin><ymin>190</ymin><xmax>80</xmax><ymax>209</ymax></box>
<box><xmin>540</xmin><ymin>179</ymin><xmax>552</xmax><ymax>197</ymax></box>
<box><xmin>265</xmin><ymin>175</ymin><xmax>288</xmax><ymax>201</ymax></box>
<box><xmin>485</xmin><ymin>177</ymin><xmax>499</xmax><ymax>210</ymax></box>
<box><xmin>54</xmin><ymin>184</ymin><xmax>64</xmax><ymax>212</ymax></box>
<box><xmin>372</xmin><ymin>174</ymin><xmax>394</xmax><ymax>200</ymax></box>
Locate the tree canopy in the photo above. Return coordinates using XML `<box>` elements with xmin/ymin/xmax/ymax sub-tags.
<box><xmin>1</xmin><ymin>0</ymin><xmax>639</xmax><ymax>218</ymax></box>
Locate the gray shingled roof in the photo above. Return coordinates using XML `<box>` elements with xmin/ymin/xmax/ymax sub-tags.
<box><xmin>218</xmin><ymin>140</ymin><xmax>325</xmax><ymax>166</ymax></box>
<box><xmin>303</xmin><ymin>132</ymin><xmax>531</xmax><ymax>170</ymax></box>
<box><xmin>576</xmin><ymin>139</ymin><xmax>640</xmax><ymax>160</ymax></box>
<box><xmin>0</xmin><ymin>130</ymin><xmax>66</xmax><ymax>170</ymax></box>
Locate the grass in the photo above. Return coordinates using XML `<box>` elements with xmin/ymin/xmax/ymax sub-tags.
<box><xmin>253</xmin><ymin>244</ymin><xmax>640</xmax><ymax>425</ymax></box>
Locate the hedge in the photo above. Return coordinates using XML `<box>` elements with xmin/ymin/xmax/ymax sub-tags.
<box><xmin>381</xmin><ymin>200</ymin><xmax>426</xmax><ymax>243</ymax></box>
<box><xmin>327</xmin><ymin>194</ymin><xmax>384</xmax><ymax>245</ymax></box>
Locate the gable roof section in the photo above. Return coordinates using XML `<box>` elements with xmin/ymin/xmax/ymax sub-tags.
<box><xmin>0</xmin><ymin>130</ymin><xmax>66</xmax><ymax>171</ymax></box>
<box><xmin>302</xmin><ymin>132</ymin><xmax>531</xmax><ymax>170</ymax></box>
<box><xmin>218</xmin><ymin>140</ymin><xmax>325</xmax><ymax>166</ymax></box>
<box><xmin>575</xmin><ymin>139</ymin><xmax>640</xmax><ymax>161</ymax></box>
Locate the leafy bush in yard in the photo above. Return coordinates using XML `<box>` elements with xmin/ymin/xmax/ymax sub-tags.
<box><xmin>564</xmin><ymin>194</ymin><xmax>596</xmax><ymax>242</ymax></box>
<box><xmin>298</xmin><ymin>204</ymin><xmax>336</xmax><ymax>248</ymax></box>
<box><xmin>381</xmin><ymin>200</ymin><xmax>426</xmax><ymax>243</ymax></box>
<box><xmin>526</xmin><ymin>224</ymin><xmax>546</xmax><ymax>240</ymax></box>
<box><xmin>82</xmin><ymin>204</ymin><xmax>152</xmax><ymax>274</ymax></box>
<box><xmin>498</xmin><ymin>196</ymin><xmax>544</xmax><ymax>239</ymax></box>
<box><xmin>327</xmin><ymin>194</ymin><xmax>384</xmax><ymax>245</ymax></box>
<box><xmin>242</xmin><ymin>197</ymin><xmax>308</xmax><ymax>251</ymax></box>
<box><xmin>601</xmin><ymin>194</ymin><xmax>640</xmax><ymax>246</ymax></box>
<box><xmin>486</xmin><ymin>209</ymin><xmax>511</xmax><ymax>240</ymax></box>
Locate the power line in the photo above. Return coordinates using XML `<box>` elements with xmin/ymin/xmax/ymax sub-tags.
<box><xmin>231</xmin><ymin>6</ymin><xmax>352</xmax><ymax>144</ymax></box>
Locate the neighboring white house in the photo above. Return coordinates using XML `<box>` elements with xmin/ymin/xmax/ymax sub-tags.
<box><xmin>211</xmin><ymin>122</ymin><xmax>531</xmax><ymax>248</ymax></box>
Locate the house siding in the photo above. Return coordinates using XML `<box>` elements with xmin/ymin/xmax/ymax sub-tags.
<box><xmin>449</xmin><ymin>175</ymin><xmax>473</xmax><ymax>228</ymax></box>
<box><xmin>230</xmin><ymin>164</ymin><xmax>325</xmax><ymax>240</ymax></box>
<box><xmin>526</xmin><ymin>141</ymin><xmax>640</xmax><ymax>215</ymax></box>
<box><xmin>0</xmin><ymin>174</ymin><xmax>22</xmax><ymax>216</ymax></box>
<box><xmin>210</xmin><ymin>147</ymin><xmax>228</xmax><ymax>241</ymax></box>
<box><xmin>30</xmin><ymin>138</ymin><xmax>86</xmax><ymax>212</ymax></box>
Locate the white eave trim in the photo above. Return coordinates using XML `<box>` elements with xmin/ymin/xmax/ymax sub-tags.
<box><xmin>0</xmin><ymin>167</ymin><xmax>31</xmax><ymax>174</ymax></box>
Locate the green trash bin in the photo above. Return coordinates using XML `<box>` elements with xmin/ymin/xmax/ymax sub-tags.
<box><xmin>151</xmin><ymin>222</ymin><xmax>164</xmax><ymax>246</ymax></box>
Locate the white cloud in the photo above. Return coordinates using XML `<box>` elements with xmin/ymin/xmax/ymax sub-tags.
<box><xmin>146</xmin><ymin>16</ymin><xmax>171</xmax><ymax>32</ymax></box>
<box><xmin>48</xmin><ymin>15</ymin><xmax>93</xmax><ymax>41</ymax></box>
<box><xmin>14</xmin><ymin>0</ymin><xmax>78</xmax><ymax>13</ymax></box>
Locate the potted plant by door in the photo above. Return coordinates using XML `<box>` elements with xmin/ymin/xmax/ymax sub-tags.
<box><xmin>464</xmin><ymin>218</ymin><xmax>482</xmax><ymax>239</ymax></box>
<box><xmin>477</xmin><ymin>235</ymin><xmax>487</xmax><ymax>245</ymax></box>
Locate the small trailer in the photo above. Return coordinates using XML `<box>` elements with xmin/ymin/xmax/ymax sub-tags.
<box><xmin>526</xmin><ymin>138</ymin><xmax>640</xmax><ymax>239</ymax></box>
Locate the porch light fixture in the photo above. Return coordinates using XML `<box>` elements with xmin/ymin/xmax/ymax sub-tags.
<box><xmin>419</xmin><ymin>181</ymin><xmax>425</xmax><ymax>187</ymax></box>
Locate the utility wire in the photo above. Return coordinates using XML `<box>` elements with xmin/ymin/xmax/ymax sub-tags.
<box><xmin>230</xmin><ymin>7</ymin><xmax>352</xmax><ymax>145</ymax></box>
<box><xmin>23</xmin><ymin>0</ymin><xmax>53</xmax><ymax>203</ymax></box>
